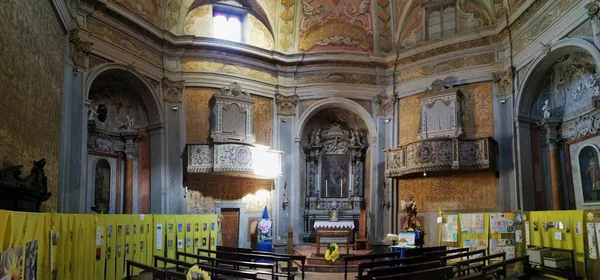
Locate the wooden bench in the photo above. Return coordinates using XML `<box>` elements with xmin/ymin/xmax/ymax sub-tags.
<box><xmin>481</xmin><ymin>255</ymin><xmax>531</xmax><ymax>279</ymax></box>
<box><xmin>368</xmin><ymin>260</ymin><xmax>442</xmax><ymax>280</ymax></box>
<box><xmin>343</xmin><ymin>252</ymin><xmax>403</xmax><ymax>280</ymax></box>
<box><xmin>218</xmin><ymin>245</ymin><xmax>307</xmax><ymax>280</ymax></box>
<box><xmin>372</xmin><ymin>265</ymin><xmax>454</xmax><ymax>280</ymax></box>
<box><xmin>164</xmin><ymin>270</ymin><xmax>186</xmax><ymax>280</ymax></box>
<box><xmin>154</xmin><ymin>255</ymin><xmax>259</xmax><ymax>279</ymax></box>
<box><xmin>355</xmin><ymin>256</ymin><xmax>426</xmax><ymax>280</ymax></box>
<box><xmin>439</xmin><ymin>249</ymin><xmax>486</xmax><ymax>267</ymax></box>
<box><xmin>403</xmin><ymin>246</ymin><xmax>447</xmax><ymax>258</ymax></box>
<box><xmin>455</xmin><ymin>252</ymin><xmax>506</xmax><ymax>277</ymax></box>
<box><xmin>126</xmin><ymin>260</ymin><xmax>165</xmax><ymax>280</ymax></box>
<box><xmin>425</xmin><ymin>247</ymin><xmax>470</xmax><ymax>261</ymax></box>
<box><xmin>198</xmin><ymin>248</ymin><xmax>296</xmax><ymax>279</ymax></box>
<box><xmin>452</xmin><ymin>272</ymin><xmax>487</xmax><ymax>280</ymax></box>
<box><xmin>177</xmin><ymin>251</ymin><xmax>277</xmax><ymax>279</ymax></box>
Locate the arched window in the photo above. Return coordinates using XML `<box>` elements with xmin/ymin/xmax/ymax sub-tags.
<box><xmin>94</xmin><ymin>159</ymin><xmax>111</xmax><ymax>211</ymax></box>
<box><xmin>427</xmin><ymin>4</ymin><xmax>456</xmax><ymax>40</ymax></box>
<box><xmin>213</xmin><ymin>11</ymin><xmax>242</xmax><ymax>42</ymax></box>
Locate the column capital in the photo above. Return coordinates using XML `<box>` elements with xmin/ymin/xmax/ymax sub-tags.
<box><xmin>121</xmin><ymin>132</ymin><xmax>142</xmax><ymax>159</ymax></box>
<box><xmin>491</xmin><ymin>69</ymin><xmax>513</xmax><ymax>97</ymax></box>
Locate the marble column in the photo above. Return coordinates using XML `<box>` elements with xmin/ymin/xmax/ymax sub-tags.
<box><xmin>539</xmin><ymin>118</ymin><xmax>563</xmax><ymax>210</ymax></box>
<box><xmin>122</xmin><ymin>132</ymin><xmax>140</xmax><ymax>214</ymax></box>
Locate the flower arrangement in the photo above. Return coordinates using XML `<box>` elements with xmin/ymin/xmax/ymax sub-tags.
<box><xmin>324</xmin><ymin>243</ymin><xmax>340</xmax><ymax>263</ymax></box>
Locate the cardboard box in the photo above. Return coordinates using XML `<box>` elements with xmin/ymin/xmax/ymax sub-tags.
<box><xmin>527</xmin><ymin>248</ymin><xmax>551</xmax><ymax>265</ymax></box>
<box><xmin>543</xmin><ymin>257</ymin><xmax>571</xmax><ymax>268</ymax></box>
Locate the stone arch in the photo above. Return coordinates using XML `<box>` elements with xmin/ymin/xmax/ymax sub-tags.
<box><xmin>515</xmin><ymin>38</ymin><xmax>600</xmax><ymax>119</ymax></box>
<box><xmin>85</xmin><ymin>63</ymin><xmax>163</xmax><ymax>126</ymax></box>
<box><xmin>296</xmin><ymin>97</ymin><xmax>377</xmax><ymax>141</ymax></box>
<box><xmin>513</xmin><ymin>38</ymin><xmax>600</xmax><ymax>210</ymax></box>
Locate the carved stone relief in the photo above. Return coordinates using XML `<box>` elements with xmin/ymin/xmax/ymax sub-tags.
<box><xmin>564</xmin><ymin>115</ymin><xmax>600</xmax><ymax>140</ymax></box>
<box><xmin>162</xmin><ymin>77</ymin><xmax>185</xmax><ymax>102</ymax></box>
<box><xmin>211</xmin><ymin>82</ymin><xmax>256</xmax><ymax>144</ymax></box>
<box><xmin>418</xmin><ymin>80</ymin><xmax>463</xmax><ymax>140</ymax></box>
<box><xmin>275</xmin><ymin>93</ymin><xmax>298</xmax><ymax>116</ymax></box>
<box><xmin>69</xmin><ymin>30</ymin><xmax>93</xmax><ymax>68</ymax></box>
<box><xmin>491</xmin><ymin>69</ymin><xmax>513</xmax><ymax>97</ymax></box>
<box><xmin>375</xmin><ymin>92</ymin><xmax>394</xmax><ymax>117</ymax></box>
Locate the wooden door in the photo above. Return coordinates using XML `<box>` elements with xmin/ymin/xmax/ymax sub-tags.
<box><xmin>221</xmin><ymin>208</ymin><xmax>239</xmax><ymax>247</ymax></box>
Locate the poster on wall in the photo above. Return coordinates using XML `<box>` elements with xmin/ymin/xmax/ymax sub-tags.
<box><xmin>463</xmin><ymin>239</ymin><xmax>486</xmax><ymax>258</ymax></box>
<box><xmin>587</xmin><ymin>223</ymin><xmax>598</xmax><ymax>259</ymax></box>
<box><xmin>524</xmin><ymin>222</ymin><xmax>530</xmax><ymax>246</ymax></box>
<box><xmin>460</xmin><ymin>214</ymin><xmax>484</xmax><ymax>234</ymax></box>
<box><xmin>24</xmin><ymin>240</ymin><xmax>38</xmax><ymax>280</ymax></box>
<box><xmin>596</xmin><ymin>223</ymin><xmax>600</xmax><ymax>258</ymax></box>
<box><xmin>442</xmin><ymin>215</ymin><xmax>458</xmax><ymax>242</ymax></box>
<box><xmin>490</xmin><ymin>213</ymin><xmax>516</xmax><ymax>233</ymax></box>
<box><xmin>0</xmin><ymin>246</ymin><xmax>24</xmax><ymax>279</ymax></box>
<box><xmin>50</xmin><ymin>231</ymin><xmax>59</xmax><ymax>278</ymax></box>
<box><xmin>489</xmin><ymin>239</ymin><xmax>515</xmax><ymax>259</ymax></box>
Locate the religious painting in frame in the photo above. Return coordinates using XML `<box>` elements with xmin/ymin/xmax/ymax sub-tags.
<box><xmin>320</xmin><ymin>154</ymin><xmax>350</xmax><ymax>198</ymax></box>
<box><xmin>566</xmin><ymin>133</ymin><xmax>600</xmax><ymax>207</ymax></box>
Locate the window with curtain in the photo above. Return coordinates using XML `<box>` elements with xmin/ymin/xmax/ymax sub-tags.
<box><xmin>427</xmin><ymin>5</ymin><xmax>456</xmax><ymax>40</ymax></box>
<box><xmin>213</xmin><ymin>11</ymin><xmax>242</xmax><ymax>42</ymax></box>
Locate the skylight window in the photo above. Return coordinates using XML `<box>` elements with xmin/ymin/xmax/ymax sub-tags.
<box><xmin>213</xmin><ymin>11</ymin><xmax>242</xmax><ymax>42</ymax></box>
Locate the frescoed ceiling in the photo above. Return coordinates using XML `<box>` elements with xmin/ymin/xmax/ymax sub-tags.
<box><xmin>104</xmin><ymin>0</ymin><xmax>522</xmax><ymax>53</ymax></box>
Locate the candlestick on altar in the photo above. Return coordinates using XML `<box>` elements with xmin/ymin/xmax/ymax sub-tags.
<box><xmin>340</xmin><ymin>179</ymin><xmax>343</xmax><ymax>198</ymax></box>
<box><xmin>326</xmin><ymin>180</ymin><xmax>328</xmax><ymax>197</ymax></box>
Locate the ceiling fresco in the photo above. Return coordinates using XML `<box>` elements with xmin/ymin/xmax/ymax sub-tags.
<box><xmin>104</xmin><ymin>0</ymin><xmax>523</xmax><ymax>53</ymax></box>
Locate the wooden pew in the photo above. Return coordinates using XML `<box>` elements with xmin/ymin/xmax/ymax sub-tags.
<box><xmin>154</xmin><ymin>255</ymin><xmax>259</xmax><ymax>280</ymax></box>
<box><xmin>126</xmin><ymin>260</ymin><xmax>166</xmax><ymax>280</ymax></box>
<box><xmin>455</xmin><ymin>252</ymin><xmax>506</xmax><ymax>277</ymax></box>
<box><xmin>372</xmin><ymin>266</ymin><xmax>454</xmax><ymax>280</ymax></box>
<box><xmin>368</xmin><ymin>260</ymin><xmax>441</xmax><ymax>280</ymax></box>
<box><xmin>218</xmin><ymin>245</ymin><xmax>307</xmax><ymax>280</ymax></box>
<box><xmin>403</xmin><ymin>245</ymin><xmax>447</xmax><ymax>258</ymax></box>
<box><xmin>343</xmin><ymin>252</ymin><xmax>403</xmax><ymax>280</ymax></box>
<box><xmin>164</xmin><ymin>270</ymin><xmax>186</xmax><ymax>280</ymax></box>
<box><xmin>481</xmin><ymin>255</ymin><xmax>532</xmax><ymax>279</ymax></box>
<box><xmin>176</xmin><ymin>251</ymin><xmax>277</xmax><ymax>279</ymax></box>
<box><xmin>425</xmin><ymin>247</ymin><xmax>470</xmax><ymax>261</ymax></box>
<box><xmin>450</xmin><ymin>272</ymin><xmax>487</xmax><ymax>280</ymax></box>
<box><xmin>439</xmin><ymin>249</ymin><xmax>486</xmax><ymax>266</ymax></box>
<box><xmin>355</xmin><ymin>256</ymin><xmax>426</xmax><ymax>280</ymax></box>
<box><xmin>198</xmin><ymin>248</ymin><xmax>296</xmax><ymax>279</ymax></box>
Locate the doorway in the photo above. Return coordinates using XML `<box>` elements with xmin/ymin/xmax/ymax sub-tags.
<box><xmin>221</xmin><ymin>208</ymin><xmax>240</xmax><ymax>247</ymax></box>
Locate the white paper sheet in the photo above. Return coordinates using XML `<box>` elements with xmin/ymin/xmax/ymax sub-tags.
<box><xmin>96</xmin><ymin>226</ymin><xmax>103</xmax><ymax>246</ymax></box>
<box><xmin>587</xmin><ymin>223</ymin><xmax>597</xmax><ymax>259</ymax></box>
<box><xmin>575</xmin><ymin>222</ymin><xmax>582</xmax><ymax>234</ymax></box>
<box><xmin>156</xmin><ymin>223</ymin><xmax>163</xmax><ymax>250</ymax></box>
<box><xmin>525</xmin><ymin>222</ymin><xmax>530</xmax><ymax>246</ymax></box>
<box><xmin>515</xmin><ymin>230</ymin><xmax>522</xmax><ymax>243</ymax></box>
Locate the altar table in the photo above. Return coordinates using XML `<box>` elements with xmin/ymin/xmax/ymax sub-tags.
<box><xmin>314</xmin><ymin>221</ymin><xmax>355</xmax><ymax>255</ymax></box>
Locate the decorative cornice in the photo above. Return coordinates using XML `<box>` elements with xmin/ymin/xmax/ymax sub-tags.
<box><xmin>162</xmin><ymin>77</ymin><xmax>185</xmax><ymax>102</ymax></box>
<box><xmin>69</xmin><ymin>30</ymin><xmax>93</xmax><ymax>68</ymax></box>
<box><xmin>275</xmin><ymin>93</ymin><xmax>298</xmax><ymax>116</ymax></box>
<box><xmin>491</xmin><ymin>69</ymin><xmax>513</xmax><ymax>97</ymax></box>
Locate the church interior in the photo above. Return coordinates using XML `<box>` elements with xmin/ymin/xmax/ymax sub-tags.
<box><xmin>3</xmin><ymin>0</ymin><xmax>600</xmax><ymax>279</ymax></box>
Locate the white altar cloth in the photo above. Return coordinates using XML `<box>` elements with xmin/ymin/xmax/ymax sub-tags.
<box><xmin>314</xmin><ymin>221</ymin><xmax>355</xmax><ymax>229</ymax></box>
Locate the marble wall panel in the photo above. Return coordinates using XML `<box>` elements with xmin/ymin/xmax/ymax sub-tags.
<box><xmin>398</xmin><ymin>172</ymin><xmax>497</xmax><ymax>212</ymax></box>
<box><xmin>252</xmin><ymin>96</ymin><xmax>273</xmax><ymax>146</ymax></box>
<box><xmin>185</xmin><ymin>88</ymin><xmax>216</xmax><ymax>143</ymax></box>
<box><xmin>0</xmin><ymin>0</ymin><xmax>65</xmax><ymax>212</ymax></box>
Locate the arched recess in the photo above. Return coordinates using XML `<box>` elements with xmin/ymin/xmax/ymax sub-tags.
<box><xmin>292</xmin><ymin>97</ymin><xmax>380</xmax><ymax>243</ymax></box>
<box><xmin>85</xmin><ymin>63</ymin><xmax>163</xmax><ymax>125</ymax></box>
<box><xmin>514</xmin><ymin>38</ymin><xmax>600</xmax><ymax>210</ymax></box>
<box><xmin>296</xmin><ymin>97</ymin><xmax>377</xmax><ymax>139</ymax></box>
<box><xmin>84</xmin><ymin>63</ymin><xmax>166</xmax><ymax>214</ymax></box>
<box><xmin>186</xmin><ymin>0</ymin><xmax>274</xmax><ymax>36</ymax></box>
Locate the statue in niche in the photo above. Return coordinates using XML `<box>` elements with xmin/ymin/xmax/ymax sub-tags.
<box><xmin>309</xmin><ymin>129</ymin><xmax>322</xmax><ymax>146</ymax></box>
<box><xmin>88</xmin><ymin>105</ymin><xmax>99</xmax><ymax>120</ymax></box>
<box><xmin>542</xmin><ymin>99</ymin><xmax>551</xmax><ymax>119</ymax></box>
<box><xmin>120</xmin><ymin>115</ymin><xmax>136</xmax><ymax>131</ymax></box>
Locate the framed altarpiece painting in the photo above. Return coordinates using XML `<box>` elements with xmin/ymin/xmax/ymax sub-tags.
<box><xmin>566</xmin><ymin>133</ymin><xmax>600</xmax><ymax>208</ymax></box>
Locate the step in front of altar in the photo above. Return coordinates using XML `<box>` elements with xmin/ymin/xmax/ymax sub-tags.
<box><xmin>318</xmin><ymin>237</ymin><xmax>349</xmax><ymax>245</ymax></box>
